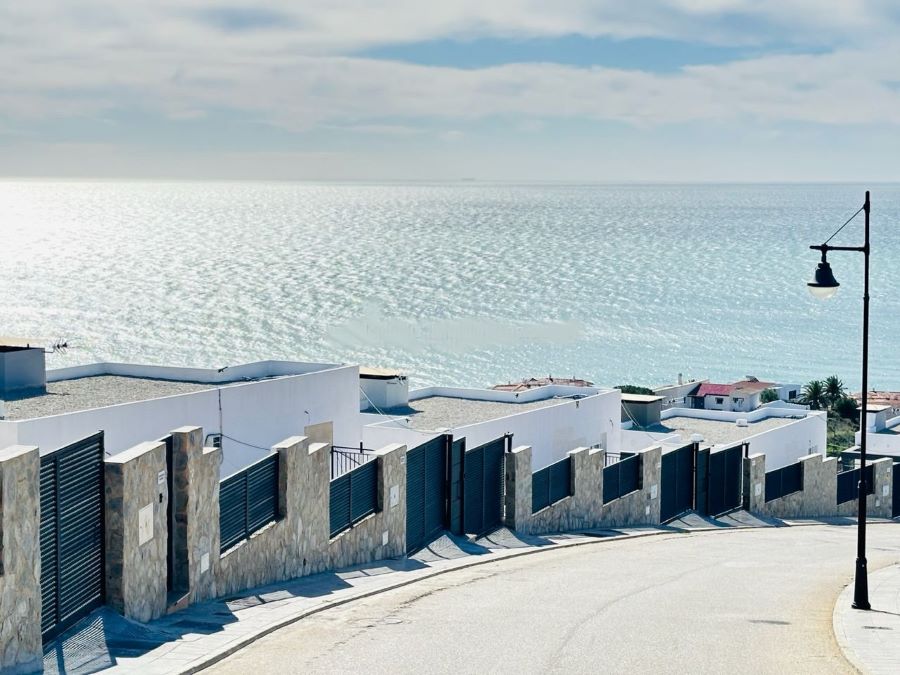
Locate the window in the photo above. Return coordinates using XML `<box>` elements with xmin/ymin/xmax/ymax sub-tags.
<box><xmin>715</xmin><ymin>397</ymin><xmax>724</xmax><ymax>405</ymax></box>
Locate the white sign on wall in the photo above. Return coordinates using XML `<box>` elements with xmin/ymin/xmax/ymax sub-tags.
<box><xmin>138</xmin><ymin>504</ymin><xmax>154</xmax><ymax>545</ymax></box>
<box><xmin>390</xmin><ymin>485</ymin><xmax>399</xmax><ymax>508</ymax></box>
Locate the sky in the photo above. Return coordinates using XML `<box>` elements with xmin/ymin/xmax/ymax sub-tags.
<box><xmin>3</xmin><ymin>1</ymin><xmax>900</xmax><ymax>182</ymax></box>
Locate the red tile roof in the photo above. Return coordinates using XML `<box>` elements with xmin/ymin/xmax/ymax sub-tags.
<box><xmin>694</xmin><ymin>383</ymin><xmax>735</xmax><ymax>397</ymax></box>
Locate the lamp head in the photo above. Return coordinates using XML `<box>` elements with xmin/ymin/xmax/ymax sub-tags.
<box><xmin>808</xmin><ymin>256</ymin><xmax>839</xmax><ymax>299</ymax></box>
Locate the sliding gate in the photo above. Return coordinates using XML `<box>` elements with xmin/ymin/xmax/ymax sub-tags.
<box><xmin>406</xmin><ymin>435</ymin><xmax>450</xmax><ymax>554</ymax></box>
<box><xmin>660</xmin><ymin>443</ymin><xmax>695</xmax><ymax>522</ymax></box>
<box><xmin>705</xmin><ymin>443</ymin><xmax>745</xmax><ymax>517</ymax></box>
<box><xmin>40</xmin><ymin>432</ymin><xmax>106</xmax><ymax>641</ymax></box>
<box><xmin>463</xmin><ymin>436</ymin><xmax>509</xmax><ymax>537</ymax></box>
<box><xmin>894</xmin><ymin>463</ymin><xmax>900</xmax><ymax>518</ymax></box>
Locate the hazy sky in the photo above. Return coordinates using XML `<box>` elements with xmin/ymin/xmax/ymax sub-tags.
<box><xmin>4</xmin><ymin>1</ymin><xmax>900</xmax><ymax>181</ymax></box>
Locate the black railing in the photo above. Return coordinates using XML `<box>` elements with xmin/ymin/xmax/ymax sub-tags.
<box><xmin>219</xmin><ymin>453</ymin><xmax>280</xmax><ymax>554</ymax></box>
<box><xmin>330</xmin><ymin>459</ymin><xmax>379</xmax><ymax>538</ymax></box>
<box><xmin>602</xmin><ymin>453</ymin><xmax>642</xmax><ymax>504</ymax></box>
<box><xmin>765</xmin><ymin>462</ymin><xmax>803</xmax><ymax>502</ymax></box>
<box><xmin>837</xmin><ymin>464</ymin><xmax>875</xmax><ymax>505</ymax></box>
<box><xmin>532</xmin><ymin>456</ymin><xmax>573</xmax><ymax>513</ymax></box>
<box><xmin>331</xmin><ymin>444</ymin><xmax>377</xmax><ymax>479</ymax></box>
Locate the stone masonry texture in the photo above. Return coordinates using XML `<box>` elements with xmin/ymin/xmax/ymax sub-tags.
<box><xmin>506</xmin><ymin>445</ymin><xmax>660</xmax><ymax>535</ymax></box>
<box><xmin>745</xmin><ymin>453</ymin><xmax>894</xmax><ymax>520</ymax></box>
<box><xmin>216</xmin><ymin>437</ymin><xmax>331</xmax><ymax>598</ymax></box>
<box><xmin>600</xmin><ymin>446</ymin><xmax>662</xmax><ymax>528</ymax></box>
<box><xmin>0</xmin><ymin>445</ymin><xmax>42</xmax><ymax>674</ymax></box>
<box><xmin>172</xmin><ymin>426</ymin><xmax>220</xmax><ymax>604</ymax></box>
<box><xmin>104</xmin><ymin>440</ymin><xmax>168</xmax><ymax>622</ymax></box>
<box><xmin>329</xmin><ymin>444</ymin><xmax>407</xmax><ymax>569</ymax></box>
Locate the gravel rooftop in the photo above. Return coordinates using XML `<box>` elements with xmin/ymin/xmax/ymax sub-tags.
<box><xmin>647</xmin><ymin>415</ymin><xmax>802</xmax><ymax>446</ymax></box>
<box><xmin>3</xmin><ymin>376</ymin><xmax>221</xmax><ymax>420</ymax></box>
<box><xmin>384</xmin><ymin>395</ymin><xmax>568</xmax><ymax>430</ymax></box>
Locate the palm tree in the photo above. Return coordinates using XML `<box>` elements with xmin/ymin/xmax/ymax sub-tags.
<box><xmin>801</xmin><ymin>380</ymin><xmax>826</xmax><ymax>410</ymax></box>
<box><xmin>824</xmin><ymin>375</ymin><xmax>846</xmax><ymax>407</ymax></box>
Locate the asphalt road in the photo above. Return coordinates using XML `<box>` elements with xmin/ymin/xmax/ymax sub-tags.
<box><xmin>208</xmin><ymin>524</ymin><xmax>900</xmax><ymax>674</ymax></box>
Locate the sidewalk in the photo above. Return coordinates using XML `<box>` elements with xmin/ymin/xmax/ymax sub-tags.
<box><xmin>38</xmin><ymin>510</ymin><xmax>808</xmax><ymax>675</ymax></box>
<box><xmin>833</xmin><ymin>563</ymin><xmax>900</xmax><ymax>675</ymax></box>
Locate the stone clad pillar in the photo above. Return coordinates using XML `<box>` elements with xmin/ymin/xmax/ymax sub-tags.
<box><xmin>0</xmin><ymin>445</ymin><xmax>42</xmax><ymax>674</ymax></box>
<box><xmin>375</xmin><ymin>444</ymin><xmax>406</xmax><ymax>558</ymax></box>
<box><xmin>104</xmin><ymin>440</ymin><xmax>168</xmax><ymax>622</ymax></box>
<box><xmin>171</xmin><ymin>426</ymin><xmax>220</xmax><ymax>604</ymax></box>
<box><xmin>504</xmin><ymin>445</ymin><xmax>532</xmax><ymax>534</ymax></box>
<box><xmin>870</xmin><ymin>457</ymin><xmax>893</xmax><ymax>519</ymax></box>
<box><xmin>570</xmin><ymin>447</ymin><xmax>604</xmax><ymax>530</ymax></box>
<box><xmin>641</xmin><ymin>445</ymin><xmax>662</xmax><ymax>525</ymax></box>
<box><xmin>743</xmin><ymin>453</ymin><xmax>765</xmax><ymax>513</ymax></box>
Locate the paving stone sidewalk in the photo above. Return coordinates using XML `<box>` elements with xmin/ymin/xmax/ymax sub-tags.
<box><xmin>41</xmin><ymin>510</ymin><xmax>784</xmax><ymax>675</ymax></box>
<box><xmin>833</xmin><ymin>563</ymin><xmax>900</xmax><ymax>675</ymax></box>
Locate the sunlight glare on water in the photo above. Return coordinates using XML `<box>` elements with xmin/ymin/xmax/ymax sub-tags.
<box><xmin>2</xmin><ymin>181</ymin><xmax>899</xmax><ymax>389</ymax></box>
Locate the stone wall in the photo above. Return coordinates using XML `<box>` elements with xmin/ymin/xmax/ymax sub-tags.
<box><xmin>104</xmin><ymin>440</ymin><xmax>168</xmax><ymax>622</ymax></box>
<box><xmin>504</xmin><ymin>445</ymin><xmax>661</xmax><ymax>535</ymax></box>
<box><xmin>215</xmin><ymin>437</ymin><xmax>332</xmax><ymax>598</ymax></box>
<box><xmin>0</xmin><ymin>445</ymin><xmax>42</xmax><ymax>674</ymax></box>
<box><xmin>329</xmin><ymin>444</ymin><xmax>406</xmax><ymax>569</ymax></box>
<box><xmin>172</xmin><ymin>426</ymin><xmax>220</xmax><ymax>604</ymax></box>
<box><xmin>505</xmin><ymin>446</ymin><xmax>606</xmax><ymax>536</ymax></box>
<box><xmin>835</xmin><ymin>457</ymin><xmax>893</xmax><ymax>519</ymax></box>
<box><xmin>600</xmin><ymin>446</ymin><xmax>662</xmax><ymax>528</ymax></box>
<box><xmin>745</xmin><ymin>453</ymin><xmax>894</xmax><ymax>520</ymax></box>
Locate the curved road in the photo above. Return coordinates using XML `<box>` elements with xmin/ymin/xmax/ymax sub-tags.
<box><xmin>208</xmin><ymin>525</ymin><xmax>900</xmax><ymax>674</ymax></box>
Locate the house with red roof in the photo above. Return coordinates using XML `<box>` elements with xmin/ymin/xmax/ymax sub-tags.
<box><xmin>688</xmin><ymin>377</ymin><xmax>780</xmax><ymax>412</ymax></box>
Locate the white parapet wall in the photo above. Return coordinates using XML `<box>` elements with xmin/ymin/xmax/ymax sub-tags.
<box><xmin>2</xmin><ymin>362</ymin><xmax>362</xmax><ymax>476</ymax></box>
<box><xmin>364</xmin><ymin>388</ymin><xmax>621</xmax><ymax>469</ymax></box>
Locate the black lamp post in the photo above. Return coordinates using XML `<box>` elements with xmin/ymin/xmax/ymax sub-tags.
<box><xmin>807</xmin><ymin>190</ymin><xmax>871</xmax><ymax>611</ymax></box>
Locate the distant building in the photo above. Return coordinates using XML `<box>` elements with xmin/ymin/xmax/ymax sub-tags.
<box><xmin>688</xmin><ymin>377</ymin><xmax>799</xmax><ymax>413</ymax></box>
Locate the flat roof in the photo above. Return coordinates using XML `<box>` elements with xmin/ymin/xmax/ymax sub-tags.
<box><xmin>4</xmin><ymin>375</ymin><xmax>222</xmax><ymax>420</ymax></box>
<box><xmin>382</xmin><ymin>395</ymin><xmax>567</xmax><ymax>431</ymax></box>
<box><xmin>621</xmin><ymin>394</ymin><xmax>664</xmax><ymax>403</ymax></box>
<box><xmin>646</xmin><ymin>415</ymin><xmax>801</xmax><ymax>447</ymax></box>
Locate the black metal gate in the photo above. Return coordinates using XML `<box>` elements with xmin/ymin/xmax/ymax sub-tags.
<box><xmin>448</xmin><ymin>438</ymin><xmax>465</xmax><ymax>535</ymax></box>
<box><xmin>660</xmin><ymin>443</ymin><xmax>695</xmax><ymax>522</ymax></box>
<box><xmin>40</xmin><ymin>432</ymin><xmax>106</xmax><ymax>642</ymax></box>
<box><xmin>893</xmin><ymin>463</ymin><xmax>900</xmax><ymax>518</ymax></box>
<box><xmin>163</xmin><ymin>434</ymin><xmax>175</xmax><ymax>593</ymax></box>
<box><xmin>406</xmin><ymin>435</ymin><xmax>450</xmax><ymax>554</ymax></box>
<box><xmin>463</xmin><ymin>436</ymin><xmax>508</xmax><ymax>536</ymax></box>
<box><xmin>706</xmin><ymin>443</ymin><xmax>744</xmax><ymax>517</ymax></box>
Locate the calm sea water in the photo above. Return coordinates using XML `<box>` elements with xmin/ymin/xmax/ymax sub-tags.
<box><xmin>2</xmin><ymin>181</ymin><xmax>899</xmax><ymax>390</ymax></box>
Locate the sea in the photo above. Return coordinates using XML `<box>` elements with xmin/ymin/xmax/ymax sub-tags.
<box><xmin>3</xmin><ymin>181</ymin><xmax>899</xmax><ymax>391</ymax></box>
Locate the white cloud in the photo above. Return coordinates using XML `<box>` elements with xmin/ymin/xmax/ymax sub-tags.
<box><xmin>2</xmin><ymin>2</ymin><xmax>900</xmax><ymax>147</ymax></box>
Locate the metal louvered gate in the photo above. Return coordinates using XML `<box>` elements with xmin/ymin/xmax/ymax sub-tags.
<box><xmin>448</xmin><ymin>438</ymin><xmax>465</xmax><ymax>535</ymax></box>
<box><xmin>463</xmin><ymin>436</ymin><xmax>509</xmax><ymax>537</ymax></box>
<box><xmin>660</xmin><ymin>443</ymin><xmax>695</xmax><ymax>522</ymax></box>
<box><xmin>406</xmin><ymin>435</ymin><xmax>450</xmax><ymax>554</ymax></box>
<box><xmin>40</xmin><ymin>432</ymin><xmax>106</xmax><ymax>642</ymax></box>
<box><xmin>706</xmin><ymin>443</ymin><xmax>745</xmax><ymax>517</ymax></box>
<box><xmin>893</xmin><ymin>463</ymin><xmax>900</xmax><ymax>518</ymax></box>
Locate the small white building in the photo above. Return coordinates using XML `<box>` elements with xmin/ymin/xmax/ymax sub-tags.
<box><xmin>362</xmin><ymin>383</ymin><xmax>622</xmax><ymax>470</ymax></box>
<box><xmin>0</xmin><ymin>357</ymin><xmax>361</xmax><ymax>476</ymax></box>
<box><xmin>854</xmin><ymin>402</ymin><xmax>900</xmax><ymax>459</ymax></box>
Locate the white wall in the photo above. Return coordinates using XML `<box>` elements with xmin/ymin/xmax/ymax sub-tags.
<box><xmin>359</xmin><ymin>376</ymin><xmax>409</xmax><ymax>411</ymax></box>
<box><xmin>408</xmin><ymin>384</ymin><xmax>605</xmax><ymax>404</ymax></box>
<box><xmin>45</xmin><ymin>360</ymin><xmax>339</xmax><ymax>384</ymax></box>
<box><xmin>622</xmin><ymin>408</ymin><xmax>827</xmax><ymax>470</ymax></box>
<box><xmin>362</xmin><ymin>389</ymin><xmax>621</xmax><ymax>470</ymax></box>
<box><xmin>662</xmin><ymin>406</ymin><xmax>812</xmax><ymax>424</ymax></box>
<box><xmin>451</xmin><ymin>391</ymin><xmax>620</xmax><ymax>470</ymax></box>
<box><xmin>620</xmin><ymin>429</ymin><xmax>683</xmax><ymax>453</ymax></box>
<box><xmin>740</xmin><ymin>412</ymin><xmax>827</xmax><ymax>470</ymax></box>
<box><xmin>3</xmin><ymin>365</ymin><xmax>361</xmax><ymax>477</ymax></box>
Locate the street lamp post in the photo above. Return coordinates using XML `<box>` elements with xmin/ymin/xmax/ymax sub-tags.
<box><xmin>807</xmin><ymin>190</ymin><xmax>871</xmax><ymax>611</ymax></box>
